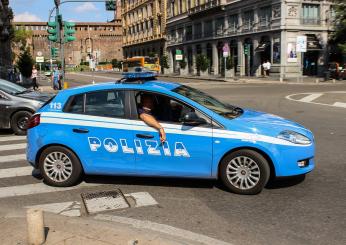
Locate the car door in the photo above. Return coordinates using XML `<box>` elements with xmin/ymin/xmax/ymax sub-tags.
<box><xmin>131</xmin><ymin>90</ymin><xmax>213</xmax><ymax>177</ymax></box>
<box><xmin>63</xmin><ymin>89</ymin><xmax>136</xmax><ymax>175</ymax></box>
<box><xmin>0</xmin><ymin>91</ymin><xmax>11</xmax><ymax>128</ymax></box>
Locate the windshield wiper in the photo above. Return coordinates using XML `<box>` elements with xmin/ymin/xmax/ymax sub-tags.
<box><xmin>220</xmin><ymin>107</ymin><xmax>243</xmax><ymax>116</ymax></box>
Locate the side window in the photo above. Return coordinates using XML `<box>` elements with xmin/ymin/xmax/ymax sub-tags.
<box><xmin>135</xmin><ymin>91</ymin><xmax>211</xmax><ymax>125</ymax></box>
<box><xmin>85</xmin><ymin>90</ymin><xmax>125</xmax><ymax>118</ymax></box>
<box><xmin>65</xmin><ymin>94</ymin><xmax>84</xmax><ymax>114</ymax></box>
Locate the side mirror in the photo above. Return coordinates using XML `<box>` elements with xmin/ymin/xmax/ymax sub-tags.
<box><xmin>181</xmin><ymin>112</ymin><xmax>207</xmax><ymax>126</ymax></box>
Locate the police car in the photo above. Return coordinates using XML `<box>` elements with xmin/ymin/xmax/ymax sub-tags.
<box><xmin>26</xmin><ymin>71</ymin><xmax>315</xmax><ymax>195</ymax></box>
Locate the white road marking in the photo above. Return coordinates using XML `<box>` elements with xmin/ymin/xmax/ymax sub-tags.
<box><xmin>333</xmin><ymin>102</ymin><xmax>346</xmax><ymax>108</ymax></box>
<box><xmin>0</xmin><ymin>166</ymin><xmax>34</xmax><ymax>178</ymax></box>
<box><xmin>286</xmin><ymin>91</ymin><xmax>346</xmax><ymax>108</ymax></box>
<box><xmin>0</xmin><ymin>182</ymin><xmax>98</xmax><ymax>199</ymax></box>
<box><xmin>26</xmin><ymin>201</ymin><xmax>81</xmax><ymax>217</ymax></box>
<box><xmin>124</xmin><ymin>192</ymin><xmax>158</xmax><ymax>208</ymax></box>
<box><xmin>95</xmin><ymin>214</ymin><xmax>232</xmax><ymax>245</ymax></box>
<box><xmin>0</xmin><ymin>143</ymin><xmax>27</xmax><ymax>151</ymax></box>
<box><xmin>299</xmin><ymin>93</ymin><xmax>323</xmax><ymax>102</ymax></box>
<box><xmin>0</xmin><ymin>154</ymin><xmax>26</xmax><ymax>163</ymax></box>
<box><xmin>0</xmin><ymin>136</ymin><xmax>26</xmax><ymax>142</ymax></box>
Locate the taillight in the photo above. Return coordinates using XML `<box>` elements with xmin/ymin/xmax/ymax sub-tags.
<box><xmin>27</xmin><ymin>114</ymin><xmax>40</xmax><ymax>129</ymax></box>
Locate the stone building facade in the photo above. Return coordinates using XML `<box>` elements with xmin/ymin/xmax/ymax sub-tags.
<box><xmin>166</xmin><ymin>0</ymin><xmax>336</xmax><ymax>78</ymax></box>
<box><xmin>121</xmin><ymin>0</ymin><xmax>167</xmax><ymax>58</ymax></box>
<box><xmin>0</xmin><ymin>0</ymin><xmax>13</xmax><ymax>79</ymax></box>
<box><xmin>13</xmin><ymin>20</ymin><xmax>123</xmax><ymax>66</ymax></box>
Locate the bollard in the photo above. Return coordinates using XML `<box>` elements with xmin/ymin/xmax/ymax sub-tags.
<box><xmin>27</xmin><ymin>209</ymin><xmax>45</xmax><ymax>245</ymax></box>
<box><xmin>63</xmin><ymin>81</ymin><xmax>69</xmax><ymax>89</ymax></box>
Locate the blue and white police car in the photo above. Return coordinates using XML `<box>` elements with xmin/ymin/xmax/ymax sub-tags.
<box><xmin>26</xmin><ymin>71</ymin><xmax>315</xmax><ymax>194</ymax></box>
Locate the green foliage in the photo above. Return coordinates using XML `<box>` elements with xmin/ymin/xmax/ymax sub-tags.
<box><xmin>221</xmin><ymin>56</ymin><xmax>234</xmax><ymax>70</ymax></box>
<box><xmin>331</xmin><ymin>1</ymin><xmax>346</xmax><ymax>54</ymax></box>
<box><xmin>160</xmin><ymin>55</ymin><xmax>169</xmax><ymax>69</ymax></box>
<box><xmin>16</xmin><ymin>47</ymin><xmax>34</xmax><ymax>78</ymax></box>
<box><xmin>12</xmin><ymin>28</ymin><xmax>32</xmax><ymax>48</ymax></box>
<box><xmin>179</xmin><ymin>59</ymin><xmax>187</xmax><ymax>69</ymax></box>
<box><xmin>111</xmin><ymin>59</ymin><xmax>122</xmax><ymax>69</ymax></box>
<box><xmin>196</xmin><ymin>54</ymin><xmax>210</xmax><ymax>72</ymax></box>
<box><xmin>148</xmin><ymin>52</ymin><xmax>157</xmax><ymax>58</ymax></box>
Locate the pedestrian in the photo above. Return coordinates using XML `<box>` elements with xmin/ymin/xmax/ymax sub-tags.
<box><xmin>265</xmin><ymin>60</ymin><xmax>271</xmax><ymax>77</ymax></box>
<box><xmin>58</xmin><ymin>67</ymin><xmax>63</xmax><ymax>90</ymax></box>
<box><xmin>262</xmin><ymin>61</ymin><xmax>268</xmax><ymax>77</ymax></box>
<box><xmin>52</xmin><ymin>67</ymin><xmax>60</xmax><ymax>90</ymax></box>
<box><xmin>31</xmin><ymin>65</ymin><xmax>39</xmax><ymax>90</ymax></box>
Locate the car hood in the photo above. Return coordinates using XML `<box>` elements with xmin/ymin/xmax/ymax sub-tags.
<box><xmin>17</xmin><ymin>91</ymin><xmax>53</xmax><ymax>102</ymax></box>
<box><xmin>229</xmin><ymin>109</ymin><xmax>313</xmax><ymax>139</ymax></box>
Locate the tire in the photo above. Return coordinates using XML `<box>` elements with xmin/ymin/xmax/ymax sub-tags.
<box><xmin>219</xmin><ymin>149</ymin><xmax>270</xmax><ymax>195</ymax></box>
<box><xmin>11</xmin><ymin>111</ymin><xmax>32</xmax><ymax>135</ymax></box>
<box><xmin>39</xmin><ymin>146</ymin><xmax>83</xmax><ymax>187</ymax></box>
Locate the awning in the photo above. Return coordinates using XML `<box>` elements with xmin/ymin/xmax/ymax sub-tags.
<box><xmin>255</xmin><ymin>43</ymin><xmax>268</xmax><ymax>52</ymax></box>
<box><xmin>307</xmin><ymin>35</ymin><xmax>323</xmax><ymax>50</ymax></box>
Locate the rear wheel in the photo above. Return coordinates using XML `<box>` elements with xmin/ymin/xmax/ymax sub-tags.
<box><xmin>220</xmin><ymin>150</ymin><xmax>270</xmax><ymax>195</ymax></box>
<box><xmin>39</xmin><ymin>146</ymin><xmax>83</xmax><ymax>187</ymax></box>
<box><xmin>11</xmin><ymin>111</ymin><xmax>32</xmax><ymax>135</ymax></box>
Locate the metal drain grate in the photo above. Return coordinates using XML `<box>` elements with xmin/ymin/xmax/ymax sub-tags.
<box><xmin>81</xmin><ymin>189</ymin><xmax>130</xmax><ymax>214</ymax></box>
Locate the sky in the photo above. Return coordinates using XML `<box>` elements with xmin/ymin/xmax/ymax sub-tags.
<box><xmin>10</xmin><ymin>0</ymin><xmax>116</xmax><ymax>22</ymax></box>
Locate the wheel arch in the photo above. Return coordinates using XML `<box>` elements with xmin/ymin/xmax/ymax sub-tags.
<box><xmin>217</xmin><ymin>146</ymin><xmax>276</xmax><ymax>180</ymax></box>
<box><xmin>35</xmin><ymin>143</ymin><xmax>85</xmax><ymax>173</ymax></box>
<box><xmin>10</xmin><ymin>108</ymin><xmax>35</xmax><ymax>122</ymax></box>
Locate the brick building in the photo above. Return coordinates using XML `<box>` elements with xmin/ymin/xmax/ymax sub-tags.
<box><xmin>121</xmin><ymin>0</ymin><xmax>167</xmax><ymax>58</ymax></box>
<box><xmin>0</xmin><ymin>0</ymin><xmax>13</xmax><ymax>79</ymax></box>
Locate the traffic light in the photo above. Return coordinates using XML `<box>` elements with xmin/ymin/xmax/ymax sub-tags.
<box><xmin>47</xmin><ymin>20</ymin><xmax>58</xmax><ymax>42</ymax></box>
<box><xmin>63</xmin><ymin>21</ymin><xmax>76</xmax><ymax>43</ymax></box>
<box><xmin>105</xmin><ymin>0</ymin><xmax>116</xmax><ymax>11</ymax></box>
<box><xmin>51</xmin><ymin>47</ymin><xmax>59</xmax><ymax>58</ymax></box>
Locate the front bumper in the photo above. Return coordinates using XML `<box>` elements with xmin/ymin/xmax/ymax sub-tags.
<box><xmin>273</xmin><ymin>143</ymin><xmax>315</xmax><ymax>177</ymax></box>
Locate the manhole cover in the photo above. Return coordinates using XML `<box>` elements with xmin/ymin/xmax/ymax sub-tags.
<box><xmin>81</xmin><ymin>189</ymin><xmax>130</xmax><ymax>214</ymax></box>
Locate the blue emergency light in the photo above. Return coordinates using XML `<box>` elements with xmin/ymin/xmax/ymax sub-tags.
<box><xmin>122</xmin><ymin>67</ymin><xmax>158</xmax><ymax>80</ymax></box>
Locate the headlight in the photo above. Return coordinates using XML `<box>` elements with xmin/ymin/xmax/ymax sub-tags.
<box><xmin>277</xmin><ymin>130</ymin><xmax>311</xmax><ymax>145</ymax></box>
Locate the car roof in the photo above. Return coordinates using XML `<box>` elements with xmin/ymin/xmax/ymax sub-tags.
<box><xmin>61</xmin><ymin>80</ymin><xmax>181</xmax><ymax>96</ymax></box>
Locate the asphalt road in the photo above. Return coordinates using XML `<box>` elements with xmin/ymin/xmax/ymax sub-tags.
<box><xmin>1</xmin><ymin>72</ymin><xmax>345</xmax><ymax>245</ymax></box>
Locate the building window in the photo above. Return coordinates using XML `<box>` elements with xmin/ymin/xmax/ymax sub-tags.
<box><xmin>302</xmin><ymin>4</ymin><xmax>320</xmax><ymax>25</ymax></box>
<box><xmin>243</xmin><ymin>10</ymin><xmax>254</xmax><ymax>32</ymax></box>
<box><xmin>204</xmin><ymin>20</ymin><xmax>213</xmax><ymax>37</ymax></box>
<box><xmin>194</xmin><ymin>23</ymin><xmax>202</xmax><ymax>39</ymax></box>
<box><xmin>273</xmin><ymin>37</ymin><xmax>281</xmax><ymax>64</ymax></box>
<box><xmin>216</xmin><ymin>17</ymin><xmax>224</xmax><ymax>36</ymax></box>
<box><xmin>228</xmin><ymin>14</ymin><xmax>238</xmax><ymax>33</ymax></box>
<box><xmin>259</xmin><ymin>6</ymin><xmax>272</xmax><ymax>29</ymax></box>
<box><xmin>186</xmin><ymin>25</ymin><xmax>192</xmax><ymax>41</ymax></box>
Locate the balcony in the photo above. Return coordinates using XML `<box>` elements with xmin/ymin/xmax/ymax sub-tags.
<box><xmin>188</xmin><ymin>0</ymin><xmax>226</xmax><ymax>18</ymax></box>
<box><xmin>301</xmin><ymin>18</ymin><xmax>321</xmax><ymax>25</ymax></box>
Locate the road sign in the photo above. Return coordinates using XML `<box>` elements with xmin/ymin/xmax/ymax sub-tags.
<box><xmin>36</xmin><ymin>56</ymin><xmax>44</xmax><ymax>63</ymax></box>
<box><xmin>296</xmin><ymin>36</ymin><xmax>307</xmax><ymax>52</ymax></box>
<box><xmin>176</xmin><ymin>49</ymin><xmax>182</xmax><ymax>55</ymax></box>
<box><xmin>175</xmin><ymin>54</ymin><xmax>183</xmax><ymax>61</ymax></box>
<box><xmin>37</xmin><ymin>51</ymin><xmax>42</xmax><ymax>56</ymax></box>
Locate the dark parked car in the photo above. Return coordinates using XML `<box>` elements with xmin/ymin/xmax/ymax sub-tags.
<box><xmin>328</xmin><ymin>62</ymin><xmax>346</xmax><ymax>80</ymax></box>
<box><xmin>0</xmin><ymin>79</ymin><xmax>53</xmax><ymax>135</ymax></box>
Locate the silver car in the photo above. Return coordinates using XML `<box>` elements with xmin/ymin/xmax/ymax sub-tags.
<box><xmin>0</xmin><ymin>79</ymin><xmax>53</xmax><ymax>135</ymax></box>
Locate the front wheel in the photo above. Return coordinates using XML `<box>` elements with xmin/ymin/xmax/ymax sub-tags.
<box><xmin>219</xmin><ymin>150</ymin><xmax>270</xmax><ymax>195</ymax></box>
<box><xmin>11</xmin><ymin>111</ymin><xmax>32</xmax><ymax>135</ymax></box>
<box><xmin>39</xmin><ymin>146</ymin><xmax>83</xmax><ymax>187</ymax></box>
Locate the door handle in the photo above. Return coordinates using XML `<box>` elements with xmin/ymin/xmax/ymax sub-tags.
<box><xmin>73</xmin><ymin>128</ymin><xmax>89</xmax><ymax>134</ymax></box>
<box><xmin>136</xmin><ymin>134</ymin><xmax>154</xmax><ymax>139</ymax></box>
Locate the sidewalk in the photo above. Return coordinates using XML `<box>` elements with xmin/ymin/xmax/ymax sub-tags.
<box><xmin>158</xmin><ymin>74</ymin><xmax>344</xmax><ymax>84</ymax></box>
<box><xmin>1</xmin><ymin>209</ymin><xmax>230</xmax><ymax>245</ymax></box>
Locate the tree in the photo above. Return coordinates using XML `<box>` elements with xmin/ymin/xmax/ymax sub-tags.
<box><xmin>160</xmin><ymin>55</ymin><xmax>169</xmax><ymax>69</ymax></box>
<box><xmin>196</xmin><ymin>54</ymin><xmax>210</xmax><ymax>72</ymax></box>
<box><xmin>16</xmin><ymin>47</ymin><xmax>34</xmax><ymax>78</ymax></box>
<box><xmin>330</xmin><ymin>1</ymin><xmax>346</xmax><ymax>54</ymax></box>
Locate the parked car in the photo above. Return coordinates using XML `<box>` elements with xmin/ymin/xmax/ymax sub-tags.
<box><xmin>0</xmin><ymin>79</ymin><xmax>53</xmax><ymax>135</ymax></box>
<box><xmin>26</xmin><ymin>71</ymin><xmax>315</xmax><ymax>194</ymax></box>
<box><xmin>328</xmin><ymin>62</ymin><xmax>346</xmax><ymax>80</ymax></box>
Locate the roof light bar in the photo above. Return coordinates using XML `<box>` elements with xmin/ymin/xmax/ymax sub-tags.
<box><xmin>122</xmin><ymin>67</ymin><xmax>158</xmax><ymax>80</ymax></box>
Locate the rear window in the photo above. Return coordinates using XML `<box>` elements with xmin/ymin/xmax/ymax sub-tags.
<box><xmin>65</xmin><ymin>94</ymin><xmax>84</xmax><ymax>114</ymax></box>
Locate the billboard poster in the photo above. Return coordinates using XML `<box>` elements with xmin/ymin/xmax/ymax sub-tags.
<box><xmin>287</xmin><ymin>42</ymin><xmax>297</xmax><ymax>63</ymax></box>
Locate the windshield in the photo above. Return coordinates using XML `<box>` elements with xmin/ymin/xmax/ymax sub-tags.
<box><xmin>0</xmin><ymin>79</ymin><xmax>27</xmax><ymax>95</ymax></box>
<box><xmin>173</xmin><ymin>85</ymin><xmax>243</xmax><ymax>119</ymax></box>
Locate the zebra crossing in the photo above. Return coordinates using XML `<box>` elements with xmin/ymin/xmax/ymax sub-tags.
<box><xmin>0</xmin><ymin>135</ymin><xmax>158</xmax><ymax>214</ymax></box>
<box><xmin>0</xmin><ymin>135</ymin><xmax>97</xmax><ymax>199</ymax></box>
